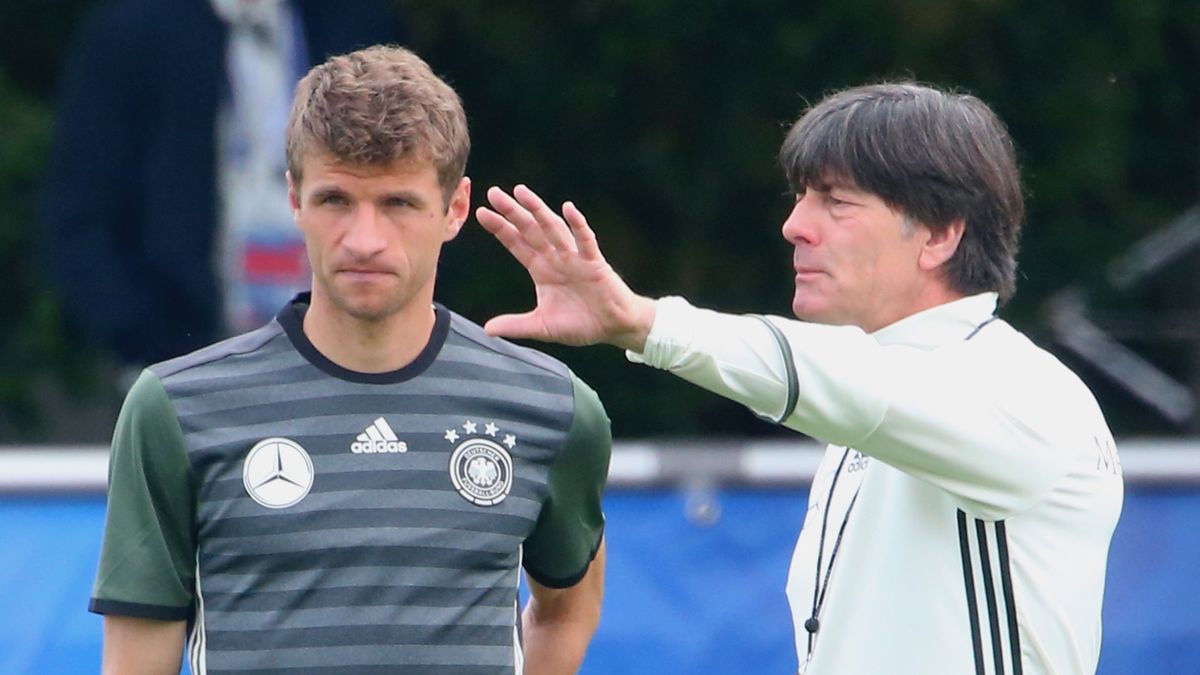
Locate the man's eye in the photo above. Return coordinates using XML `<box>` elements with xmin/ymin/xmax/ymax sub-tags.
<box><xmin>319</xmin><ymin>195</ymin><xmax>349</xmax><ymax>206</ymax></box>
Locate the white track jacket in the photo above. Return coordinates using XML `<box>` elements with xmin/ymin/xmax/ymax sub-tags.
<box><xmin>628</xmin><ymin>293</ymin><xmax>1123</xmax><ymax>675</ymax></box>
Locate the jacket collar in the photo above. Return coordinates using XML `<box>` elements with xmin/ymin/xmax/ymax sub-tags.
<box><xmin>870</xmin><ymin>292</ymin><xmax>999</xmax><ymax>350</ymax></box>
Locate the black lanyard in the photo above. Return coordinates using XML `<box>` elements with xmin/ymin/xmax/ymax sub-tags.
<box><xmin>804</xmin><ymin>447</ymin><xmax>861</xmax><ymax>653</ymax></box>
<box><xmin>802</xmin><ymin>314</ymin><xmax>997</xmax><ymax>657</ymax></box>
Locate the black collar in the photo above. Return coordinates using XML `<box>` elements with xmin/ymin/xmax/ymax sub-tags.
<box><xmin>276</xmin><ymin>292</ymin><xmax>450</xmax><ymax>384</ymax></box>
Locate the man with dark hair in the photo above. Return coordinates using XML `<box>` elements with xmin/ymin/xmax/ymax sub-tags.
<box><xmin>90</xmin><ymin>45</ymin><xmax>611</xmax><ymax>675</ymax></box>
<box><xmin>476</xmin><ymin>82</ymin><xmax>1121</xmax><ymax>674</ymax></box>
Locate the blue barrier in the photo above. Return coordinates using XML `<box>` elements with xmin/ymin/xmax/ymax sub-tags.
<box><xmin>1</xmin><ymin>486</ymin><xmax>1197</xmax><ymax>674</ymax></box>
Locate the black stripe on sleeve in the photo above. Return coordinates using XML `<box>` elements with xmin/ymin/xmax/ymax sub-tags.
<box><xmin>89</xmin><ymin>597</ymin><xmax>192</xmax><ymax>621</ymax></box>
<box><xmin>957</xmin><ymin>510</ymin><xmax>986</xmax><ymax>675</ymax></box>
<box><xmin>751</xmin><ymin>316</ymin><xmax>799</xmax><ymax>424</ymax></box>
<box><xmin>996</xmin><ymin>521</ymin><xmax>1024</xmax><ymax>675</ymax></box>
<box><xmin>975</xmin><ymin>519</ymin><xmax>1007</xmax><ymax>675</ymax></box>
<box><xmin>523</xmin><ymin>529</ymin><xmax>605</xmax><ymax>589</ymax></box>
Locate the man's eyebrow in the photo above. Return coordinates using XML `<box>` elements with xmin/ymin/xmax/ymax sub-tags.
<box><xmin>382</xmin><ymin>190</ymin><xmax>429</xmax><ymax>208</ymax></box>
<box><xmin>308</xmin><ymin>185</ymin><xmax>347</xmax><ymax>201</ymax></box>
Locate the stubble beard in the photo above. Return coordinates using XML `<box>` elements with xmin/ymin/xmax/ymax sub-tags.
<box><xmin>321</xmin><ymin>274</ymin><xmax>410</xmax><ymax>324</ymax></box>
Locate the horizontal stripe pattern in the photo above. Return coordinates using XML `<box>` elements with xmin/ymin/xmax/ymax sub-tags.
<box><xmin>206</xmin><ymin>623</ymin><xmax>514</xmax><ymax>650</ymax></box>
<box><xmin>196</xmin><ymin>488</ymin><xmax>544</xmax><ymax>521</ymax></box>
<box><xmin>203</xmin><ymin>528</ymin><xmax>523</xmax><ymax>559</ymax></box>
<box><xmin>206</xmin><ymin>505</ymin><xmax>538</xmax><ymax>539</ymax></box>
<box><xmin>186</xmin><ymin>419</ymin><xmax>569</xmax><ymax>459</ymax></box>
<box><xmin>159</xmin><ymin>311</ymin><xmax>580</xmax><ymax>672</ymax></box>
<box><xmin>200</xmin><ymin>541</ymin><xmax>519</xmax><ymax>578</ymax></box>
<box><xmin>208</xmin><ymin>644</ymin><xmax>518</xmax><ymax>670</ymax></box>
<box><xmin>199</xmin><ymin>563</ymin><xmax>510</xmax><ymax>594</ymax></box>
<box><xmin>173</xmin><ymin>380</ymin><xmax>574</xmax><ymax>423</ymax></box>
<box><xmin>183</xmin><ymin>413</ymin><xmax>570</xmax><ymax>458</ymax></box>
<box><xmin>203</xmin><ymin>584</ymin><xmax>514</xmax><ymax>613</ymax></box>
<box><xmin>200</xmin><ymin>466</ymin><xmax>548</xmax><ymax>501</ymax></box>
<box><xmin>204</xmin><ymin>603</ymin><xmax>518</xmax><ymax>632</ymax></box>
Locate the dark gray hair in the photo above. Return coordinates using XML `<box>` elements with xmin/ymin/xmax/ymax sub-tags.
<box><xmin>780</xmin><ymin>82</ymin><xmax>1024</xmax><ymax>304</ymax></box>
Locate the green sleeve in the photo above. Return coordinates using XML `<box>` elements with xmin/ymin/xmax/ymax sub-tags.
<box><xmin>89</xmin><ymin>369</ymin><xmax>196</xmax><ymax>620</ymax></box>
<box><xmin>522</xmin><ymin>372</ymin><xmax>612</xmax><ymax>588</ymax></box>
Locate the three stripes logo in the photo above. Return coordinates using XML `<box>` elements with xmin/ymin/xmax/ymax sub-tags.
<box><xmin>350</xmin><ymin>417</ymin><xmax>408</xmax><ymax>454</ymax></box>
<box><xmin>958</xmin><ymin>511</ymin><xmax>1023</xmax><ymax>675</ymax></box>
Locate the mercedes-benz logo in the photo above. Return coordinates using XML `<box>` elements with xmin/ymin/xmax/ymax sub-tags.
<box><xmin>242</xmin><ymin>437</ymin><xmax>314</xmax><ymax>509</ymax></box>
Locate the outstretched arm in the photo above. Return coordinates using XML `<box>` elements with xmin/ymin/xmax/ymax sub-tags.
<box><xmin>475</xmin><ymin>185</ymin><xmax>657</xmax><ymax>351</ymax></box>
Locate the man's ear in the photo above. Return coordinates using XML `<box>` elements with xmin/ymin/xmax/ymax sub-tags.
<box><xmin>443</xmin><ymin>177</ymin><xmax>471</xmax><ymax>242</ymax></box>
<box><xmin>286</xmin><ymin>171</ymin><xmax>301</xmax><ymax>219</ymax></box>
<box><xmin>919</xmin><ymin>219</ymin><xmax>965</xmax><ymax>272</ymax></box>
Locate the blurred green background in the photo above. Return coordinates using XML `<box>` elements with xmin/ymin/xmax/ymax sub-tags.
<box><xmin>2</xmin><ymin>0</ymin><xmax>1199</xmax><ymax>442</ymax></box>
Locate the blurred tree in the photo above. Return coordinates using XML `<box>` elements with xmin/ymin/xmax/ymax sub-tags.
<box><xmin>404</xmin><ymin>0</ymin><xmax>1200</xmax><ymax>437</ymax></box>
<box><xmin>1</xmin><ymin>0</ymin><xmax>1198</xmax><ymax>439</ymax></box>
<box><xmin>0</xmin><ymin>0</ymin><xmax>127</xmax><ymax>440</ymax></box>
<box><xmin>0</xmin><ymin>71</ymin><xmax>109</xmax><ymax>438</ymax></box>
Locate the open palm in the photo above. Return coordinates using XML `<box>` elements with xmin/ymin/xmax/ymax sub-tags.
<box><xmin>475</xmin><ymin>185</ymin><xmax>656</xmax><ymax>351</ymax></box>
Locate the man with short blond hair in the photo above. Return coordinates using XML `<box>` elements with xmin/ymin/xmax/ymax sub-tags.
<box><xmin>91</xmin><ymin>45</ymin><xmax>611</xmax><ymax>675</ymax></box>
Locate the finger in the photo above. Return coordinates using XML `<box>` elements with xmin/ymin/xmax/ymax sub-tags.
<box><xmin>476</xmin><ymin>206</ymin><xmax>539</xmax><ymax>269</ymax></box>
<box><xmin>483</xmin><ymin>311</ymin><xmax>548</xmax><ymax>341</ymax></box>
<box><xmin>486</xmin><ymin>186</ymin><xmax>553</xmax><ymax>253</ymax></box>
<box><xmin>484</xmin><ymin>185</ymin><xmax>524</xmax><ymax>216</ymax></box>
<box><xmin>562</xmin><ymin>201</ymin><xmax>606</xmax><ymax>263</ymax></box>
<box><xmin>512</xmin><ymin>185</ymin><xmax>577</xmax><ymax>253</ymax></box>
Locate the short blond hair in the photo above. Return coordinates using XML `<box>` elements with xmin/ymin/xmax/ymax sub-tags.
<box><xmin>286</xmin><ymin>45</ymin><xmax>469</xmax><ymax>204</ymax></box>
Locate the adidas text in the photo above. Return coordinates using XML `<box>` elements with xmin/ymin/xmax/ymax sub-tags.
<box><xmin>351</xmin><ymin>439</ymin><xmax>408</xmax><ymax>454</ymax></box>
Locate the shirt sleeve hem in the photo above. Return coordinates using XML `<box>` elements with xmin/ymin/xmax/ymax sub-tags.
<box><xmin>88</xmin><ymin>597</ymin><xmax>191</xmax><ymax>621</ymax></box>
<box><xmin>523</xmin><ymin>528</ymin><xmax>605</xmax><ymax>590</ymax></box>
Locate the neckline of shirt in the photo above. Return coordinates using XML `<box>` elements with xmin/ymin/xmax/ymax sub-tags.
<box><xmin>276</xmin><ymin>292</ymin><xmax>450</xmax><ymax>384</ymax></box>
<box><xmin>871</xmin><ymin>292</ymin><xmax>999</xmax><ymax>349</ymax></box>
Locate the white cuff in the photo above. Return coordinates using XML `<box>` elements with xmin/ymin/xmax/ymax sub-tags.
<box><xmin>624</xmin><ymin>296</ymin><xmax>694</xmax><ymax>368</ymax></box>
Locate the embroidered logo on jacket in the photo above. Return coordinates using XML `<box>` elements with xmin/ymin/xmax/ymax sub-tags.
<box><xmin>243</xmin><ymin>437</ymin><xmax>314</xmax><ymax>509</ymax></box>
<box><xmin>445</xmin><ymin>420</ymin><xmax>514</xmax><ymax>506</ymax></box>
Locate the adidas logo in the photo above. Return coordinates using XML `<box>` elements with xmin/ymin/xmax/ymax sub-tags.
<box><xmin>350</xmin><ymin>417</ymin><xmax>408</xmax><ymax>454</ymax></box>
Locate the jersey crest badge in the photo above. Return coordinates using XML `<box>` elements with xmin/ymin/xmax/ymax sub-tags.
<box><xmin>243</xmin><ymin>437</ymin><xmax>314</xmax><ymax>509</ymax></box>
<box><xmin>445</xmin><ymin>420</ymin><xmax>514</xmax><ymax>506</ymax></box>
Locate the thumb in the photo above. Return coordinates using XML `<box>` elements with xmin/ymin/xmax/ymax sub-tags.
<box><xmin>483</xmin><ymin>312</ymin><xmax>547</xmax><ymax>340</ymax></box>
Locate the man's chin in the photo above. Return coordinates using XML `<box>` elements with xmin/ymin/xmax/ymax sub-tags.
<box><xmin>342</xmin><ymin>305</ymin><xmax>393</xmax><ymax>322</ymax></box>
<box><xmin>329</xmin><ymin>291</ymin><xmax>405</xmax><ymax>323</ymax></box>
<box><xmin>792</xmin><ymin>295</ymin><xmax>824</xmax><ymax>322</ymax></box>
<box><xmin>792</xmin><ymin>298</ymin><xmax>840</xmax><ymax>326</ymax></box>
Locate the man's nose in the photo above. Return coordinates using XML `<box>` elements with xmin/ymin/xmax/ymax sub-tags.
<box><xmin>342</xmin><ymin>205</ymin><xmax>387</xmax><ymax>257</ymax></box>
<box><xmin>781</xmin><ymin>196</ymin><xmax>820</xmax><ymax>246</ymax></box>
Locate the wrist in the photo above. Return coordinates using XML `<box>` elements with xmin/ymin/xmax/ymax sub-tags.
<box><xmin>610</xmin><ymin>295</ymin><xmax>657</xmax><ymax>353</ymax></box>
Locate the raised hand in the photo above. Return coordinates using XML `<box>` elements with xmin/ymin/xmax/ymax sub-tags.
<box><xmin>475</xmin><ymin>185</ymin><xmax>657</xmax><ymax>352</ymax></box>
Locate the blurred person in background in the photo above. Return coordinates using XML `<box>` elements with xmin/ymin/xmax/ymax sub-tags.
<box><xmin>89</xmin><ymin>45</ymin><xmax>611</xmax><ymax>674</ymax></box>
<box><xmin>477</xmin><ymin>82</ymin><xmax>1122</xmax><ymax>675</ymax></box>
<box><xmin>40</xmin><ymin>0</ymin><xmax>403</xmax><ymax>376</ymax></box>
